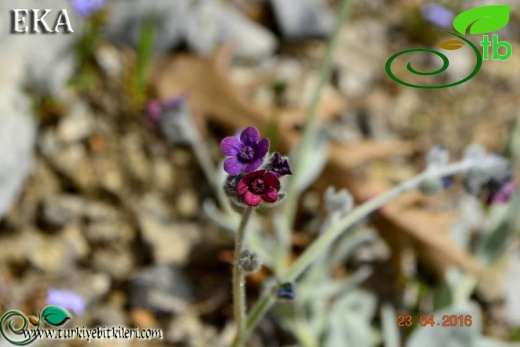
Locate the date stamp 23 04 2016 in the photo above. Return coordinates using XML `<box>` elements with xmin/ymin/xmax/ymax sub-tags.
<box><xmin>397</xmin><ymin>315</ymin><xmax>473</xmax><ymax>328</ymax></box>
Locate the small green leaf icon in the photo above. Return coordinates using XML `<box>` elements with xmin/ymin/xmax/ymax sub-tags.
<box><xmin>41</xmin><ymin>306</ymin><xmax>71</xmax><ymax>326</ymax></box>
<box><xmin>438</xmin><ymin>39</ymin><xmax>465</xmax><ymax>50</ymax></box>
<box><xmin>453</xmin><ymin>5</ymin><xmax>514</xmax><ymax>35</ymax></box>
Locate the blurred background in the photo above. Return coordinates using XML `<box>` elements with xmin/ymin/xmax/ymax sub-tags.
<box><xmin>0</xmin><ymin>0</ymin><xmax>520</xmax><ymax>346</ymax></box>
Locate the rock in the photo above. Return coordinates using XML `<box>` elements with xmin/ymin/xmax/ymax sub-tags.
<box><xmin>0</xmin><ymin>0</ymin><xmax>82</xmax><ymax>96</ymax></box>
<box><xmin>107</xmin><ymin>0</ymin><xmax>276</xmax><ymax>60</ymax></box>
<box><xmin>137</xmin><ymin>195</ymin><xmax>201</xmax><ymax>264</ymax></box>
<box><xmin>0</xmin><ymin>113</ymin><xmax>36</xmax><ymax>220</ymax></box>
<box><xmin>152</xmin><ymin>158</ymin><xmax>176</xmax><ymax>191</ymax></box>
<box><xmin>184</xmin><ymin>0</ymin><xmax>277</xmax><ymax>60</ymax></box>
<box><xmin>122</xmin><ymin>134</ymin><xmax>150</xmax><ymax>183</ymax></box>
<box><xmin>83</xmin><ymin>201</ymin><xmax>135</xmax><ymax>244</ymax></box>
<box><xmin>57</xmin><ymin>102</ymin><xmax>95</xmax><ymax>143</ymax></box>
<box><xmin>92</xmin><ymin>246</ymin><xmax>134</xmax><ymax>279</ymax></box>
<box><xmin>95</xmin><ymin>44</ymin><xmax>124</xmax><ymax>78</ymax></box>
<box><xmin>166</xmin><ymin>313</ymin><xmax>217</xmax><ymax>345</ymax></box>
<box><xmin>269</xmin><ymin>0</ymin><xmax>336</xmax><ymax>40</ymax></box>
<box><xmin>25</xmin><ymin>225</ymin><xmax>89</xmax><ymax>273</ymax></box>
<box><xmin>176</xmin><ymin>189</ymin><xmax>199</xmax><ymax>218</ymax></box>
<box><xmin>90</xmin><ymin>303</ymin><xmax>128</xmax><ymax>326</ymax></box>
<box><xmin>41</xmin><ymin>194</ymin><xmax>86</xmax><ymax>228</ymax></box>
<box><xmin>129</xmin><ymin>264</ymin><xmax>194</xmax><ymax>315</ymax></box>
<box><xmin>107</xmin><ymin>0</ymin><xmax>189</xmax><ymax>53</ymax></box>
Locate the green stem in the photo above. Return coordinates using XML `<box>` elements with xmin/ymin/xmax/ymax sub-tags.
<box><xmin>276</xmin><ymin>0</ymin><xmax>357</xmax><ymax>274</ymax></box>
<box><xmin>247</xmin><ymin>161</ymin><xmax>472</xmax><ymax>336</ymax></box>
<box><xmin>231</xmin><ymin>207</ymin><xmax>254</xmax><ymax>347</ymax></box>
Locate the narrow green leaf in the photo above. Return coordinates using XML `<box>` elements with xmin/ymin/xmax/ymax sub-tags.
<box><xmin>453</xmin><ymin>5</ymin><xmax>514</xmax><ymax>35</ymax></box>
<box><xmin>41</xmin><ymin>306</ymin><xmax>71</xmax><ymax>326</ymax></box>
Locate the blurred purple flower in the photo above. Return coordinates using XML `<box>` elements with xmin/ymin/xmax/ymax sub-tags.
<box><xmin>220</xmin><ymin>127</ymin><xmax>270</xmax><ymax>175</ymax></box>
<box><xmin>487</xmin><ymin>177</ymin><xmax>516</xmax><ymax>204</ymax></box>
<box><xmin>146</xmin><ymin>100</ymin><xmax>163</xmax><ymax>127</ymax></box>
<box><xmin>72</xmin><ymin>0</ymin><xmax>106</xmax><ymax>18</ymax></box>
<box><xmin>422</xmin><ymin>3</ymin><xmax>455</xmax><ymax>29</ymax></box>
<box><xmin>47</xmin><ymin>288</ymin><xmax>86</xmax><ymax>315</ymax></box>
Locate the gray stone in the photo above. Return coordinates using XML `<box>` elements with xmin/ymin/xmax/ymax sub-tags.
<box><xmin>269</xmin><ymin>0</ymin><xmax>335</xmax><ymax>40</ymax></box>
<box><xmin>130</xmin><ymin>264</ymin><xmax>194</xmax><ymax>315</ymax></box>
<box><xmin>136</xmin><ymin>195</ymin><xmax>201</xmax><ymax>265</ymax></box>
<box><xmin>0</xmin><ymin>113</ymin><xmax>35</xmax><ymax>220</ymax></box>
<box><xmin>57</xmin><ymin>101</ymin><xmax>95</xmax><ymax>143</ymax></box>
<box><xmin>42</xmin><ymin>194</ymin><xmax>86</xmax><ymax>227</ymax></box>
<box><xmin>107</xmin><ymin>0</ymin><xmax>189</xmax><ymax>53</ymax></box>
<box><xmin>107</xmin><ymin>0</ymin><xmax>276</xmax><ymax>60</ymax></box>
<box><xmin>25</xmin><ymin>225</ymin><xmax>89</xmax><ymax>273</ymax></box>
<box><xmin>184</xmin><ymin>0</ymin><xmax>277</xmax><ymax>60</ymax></box>
<box><xmin>92</xmin><ymin>246</ymin><xmax>134</xmax><ymax>279</ymax></box>
<box><xmin>0</xmin><ymin>0</ymin><xmax>82</xmax><ymax>96</ymax></box>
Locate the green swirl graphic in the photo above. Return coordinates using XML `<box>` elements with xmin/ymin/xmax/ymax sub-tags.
<box><xmin>0</xmin><ymin>310</ymin><xmax>40</xmax><ymax>345</ymax></box>
<box><xmin>385</xmin><ymin>31</ymin><xmax>483</xmax><ymax>89</ymax></box>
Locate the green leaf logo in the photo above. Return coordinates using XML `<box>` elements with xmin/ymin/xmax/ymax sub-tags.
<box><xmin>41</xmin><ymin>306</ymin><xmax>71</xmax><ymax>326</ymax></box>
<box><xmin>437</xmin><ymin>39</ymin><xmax>465</xmax><ymax>50</ymax></box>
<box><xmin>453</xmin><ymin>5</ymin><xmax>514</xmax><ymax>35</ymax></box>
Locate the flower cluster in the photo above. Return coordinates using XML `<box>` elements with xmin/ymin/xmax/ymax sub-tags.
<box><xmin>221</xmin><ymin>127</ymin><xmax>292</xmax><ymax>207</ymax></box>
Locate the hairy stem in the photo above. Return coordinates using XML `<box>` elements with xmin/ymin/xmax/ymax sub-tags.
<box><xmin>247</xmin><ymin>161</ymin><xmax>472</xmax><ymax>336</ymax></box>
<box><xmin>232</xmin><ymin>207</ymin><xmax>254</xmax><ymax>347</ymax></box>
<box><xmin>276</xmin><ymin>0</ymin><xmax>357</xmax><ymax>274</ymax></box>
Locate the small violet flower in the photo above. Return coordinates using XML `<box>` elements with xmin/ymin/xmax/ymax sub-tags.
<box><xmin>237</xmin><ymin>170</ymin><xmax>280</xmax><ymax>207</ymax></box>
<box><xmin>421</xmin><ymin>3</ymin><xmax>455</xmax><ymax>29</ymax></box>
<box><xmin>47</xmin><ymin>288</ymin><xmax>86</xmax><ymax>315</ymax></box>
<box><xmin>71</xmin><ymin>0</ymin><xmax>106</xmax><ymax>18</ymax></box>
<box><xmin>221</xmin><ymin>127</ymin><xmax>270</xmax><ymax>175</ymax></box>
<box><xmin>266</xmin><ymin>153</ymin><xmax>292</xmax><ymax>176</ymax></box>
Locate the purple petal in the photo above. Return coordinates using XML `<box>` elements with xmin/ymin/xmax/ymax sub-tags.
<box><xmin>491</xmin><ymin>181</ymin><xmax>516</xmax><ymax>204</ymax></box>
<box><xmin>221</xmin><ymin>137</ymin><xmax>242</xmax><ymax>156</ymax></box>
<box><xmin>224</xmin><ymin>157</ymin><xmax>243</xmax><ymax>175</ymax></box>
<box><xmin>255</xmin><ymin>138</ymin><xmax>270</xmax><ymax>160</ymax></box>
<box><xmin>47</xmin><ymin>289</ymin><xmax>86</xmax><ymax>315</ymax></box>
<box><xmin>240</xmin><ymin>127</ymin><xmax>260</xmax><ymax>147</ymax></box>
<box><xmin>422</xmin><ymin>3</ymin><xmax>454</xmax><ymax>29</ymax></box>
<box><xmin>262</xmin><ymin>188</ymin><xmax>278</xmax><ymax>203</ymax></box>
<box><xmin>242</xmin><ymin>159</ymin><xmax>264</xmax><ymax>173</ymax></box>
<box><xmin>243</xmin><ymin>191</ymin><xmax>261</xmax><ymax>207</ymax></box>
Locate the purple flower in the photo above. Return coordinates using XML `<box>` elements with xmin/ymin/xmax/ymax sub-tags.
<box><xmin>486</xmin><ymin>177</ymin><xmax>516</xmax><ymax>204</ymax></box>
<box><xmin>72</xmin><ymin>0</ymin><xmax>106</xmax><ymax>17</ymax></box>
<box><xmin>422</xmin><ymin>3</ymin><xmax>455</xmax><ymax>29</ymax></box>
<box><xmin>221</xmin><ymin>127</ymin><xmax>270</xmax><ymax>175</ymax></box>
<box><xmin>46</xmin><ymin>289</ymin><xmax>86</xmax><ymax>315</ymax></box>
<box><xmin>146</xmin><ymin>100</ymin><xmax>163</xmax><ymax>126</ymax></box>
<box><xmin>237</xmin><ymin>170</ymin><xmax>280</xmax><ymax>207</ymax></box>
<box><xmin>266</xmin><ymin>153</ymin><xmax>292</xmax><ymax>176</ymax></box>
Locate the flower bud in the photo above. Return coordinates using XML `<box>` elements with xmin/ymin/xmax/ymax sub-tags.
<box><xmin>239</xmin><ymin>250</ymin><xmax>262</xmax><ymax>274</ymax></box>
<box><xmin>277</xmin><ymin>282</ymin><xmax>296</xmax><ymax>301</ymax></box>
